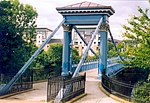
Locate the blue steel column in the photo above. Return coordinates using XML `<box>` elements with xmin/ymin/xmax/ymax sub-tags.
<box><xmin>61</xmin><ymin>24</ymin><xmax>72</xmax><ymax>76</ymax></box>
<box><xmin>69</xmin><ymin>34</ymin><xmax>73</xmax><ymax>75</ymax></box>
<box><xmin>98</xmin><ymin>22</ymin><xmax>109</xmax><ymax>79</ymax></box>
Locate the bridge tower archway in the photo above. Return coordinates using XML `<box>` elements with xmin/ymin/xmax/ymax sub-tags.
<box><xmin>56</xmin><ymin>1</ymin><xmax>115</xmax><ymax>77</ymax></box>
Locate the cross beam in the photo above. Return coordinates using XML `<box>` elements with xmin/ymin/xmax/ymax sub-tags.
<box><xmin>73</xmin><ymin>26</ymin><xmax>99</xmax><ymax>59</ymax></box>
<box><xmin>108</xmin><ymin>27</ymin><xmax>124</xmax><ymax>61</ymax></box>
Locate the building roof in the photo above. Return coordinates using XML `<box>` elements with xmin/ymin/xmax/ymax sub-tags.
<box><xmin>48</xmin><ymin>39</ymin><xmax>63</xmax><ymax>44</ymax></box>
<box><xmin>56</xmin><ymin>1</ymin><xmax>115</xmax><ymax>16</ymax></box>
<box><xmin>36</xmin><ymin>28</ymin><xmax>53</xmax><ymax>32</ymax></box>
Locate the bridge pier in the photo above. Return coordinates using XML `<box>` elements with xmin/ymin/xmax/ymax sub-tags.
<box><xmin>98</xmin><ymin>20</ymin><xmax>108</xmax><ymax>79</ymax></box>
<box><xmin>61</xmin><ymin>24</ymin><xmax>72</xmax><ymax>76</ymax></box>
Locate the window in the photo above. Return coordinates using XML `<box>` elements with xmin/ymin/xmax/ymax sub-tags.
<box><xmin>42</xmin><ymin>32</ymin><xmax>47</xmax><ymax>39</ymax></box>
<box><xmin>98</xmin><ymin>37</ymin><xmax>100</xmax><ymax>40</ymax></box>
<box><xmin>74</xmin><ymin>32</ymin><xmax>78</xmax><ymax>40</ymax></box>
<box><xmin>74</xmin><ymin>42</ymin><xmax>78</xmax><ymax>45</ymax></box>
<box><xmin>90</xmin><ymin>31</ymin><xmax>94</xmax><ymax>35</ymax></box>
<box><xmin>97</xmin><ymin>47</ymin><xmax>99</xmax><ymax>50</ymax></box>
<box><xmin>98</xmin><ymin>42</ymin><xmax>100</xmax><ymax>46</ymax></box>
<box><xmin>80</xmin><ymin>31</ymin><xmax>86</xmax><ymax>35</ymax></box>
<box><xmin>94</xmin><ymin>42</ymin><xmax>96</xmax><ymax>44</ymax></box>
<box><xmin>75</xmin><ymin>47</ymin><xmax>79</xmax><ymax>49</ymax></box>
<box><xmin>80</xmin><ymin>42</ymin><xmax>82</xmax><ymax>44</ymax></box>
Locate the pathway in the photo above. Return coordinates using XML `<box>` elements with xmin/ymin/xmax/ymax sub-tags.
<box><xmin>76</xmin><ymin>68</ymin><xmax>120</xmax><ymax>103</ymax></box>
<box><xmin>0</xmin><ymin>82</ymin><xmax>47</xmax><ymax>103</ymax></box>
<box><xmin>0</xmin><ymin>68</ymin><xmax>120</xmax><ymax>103</ymax></box>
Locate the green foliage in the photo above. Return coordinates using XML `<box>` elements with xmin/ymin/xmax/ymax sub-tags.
<box><xmin>133</xmin><ymin>81</ymin><xmax>150</xmax><ymax>103</ymax></box>
<box><xmin>121</xmin><ymin>5</ymin><xmax>150</xmax><ymax>70</ymax></box>
<box><xmin>47</xmin><ymin>43</ymin><xmax>63</xmax><ymax>68</ymax></box>
<box><xmin>0</xmin><ymin>0</ymin><xmax>37</xmax><ymax>74</ymax></box>
<box><xmin>108</xmin><ymin>41</ymin><xmax>124</xmax><ymax>58</ymax></box>
<box><xmin>72</xmin><ymin>48</ymin><xmax>80</xmax><ymax>63</ymax></box>
<box><xmin>85</xmin><ymin>56</ymin><xmax>97</xmax><ymax>61</ymax></box>
<box><xmin>46</xmin><ymin>43</ymin><xmax>80</xmax><ymax>68</ymax></box>
<box><xmin>108</xmin><ymin>41</ymin><xmax>114</xmax><ymax>51</ymax></box>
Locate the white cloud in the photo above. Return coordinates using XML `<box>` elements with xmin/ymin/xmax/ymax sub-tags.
<box><xmin>19</xmin><ymin>0</ymin><xmax>150</xmax><ymax>40</ymax></box>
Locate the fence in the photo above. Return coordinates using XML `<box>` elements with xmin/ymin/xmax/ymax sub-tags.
<box><xmin>72</xmin><ymin>57</ymin><xmax>120</xmax><ymax>73</ymax></box>
<box><xmin>0</xmin><ymin>70</ymin><xmax>33</xmax><ymax>95</ymax></box>
<box><xmin>47</xmin><ymin>73</ymin><xmax>86</xmax><ymax>102</ymax></box>
<box><xmin>102</xmin><ymin>73</ymin><xmax>134</xmax><ymax>100</ymax></box>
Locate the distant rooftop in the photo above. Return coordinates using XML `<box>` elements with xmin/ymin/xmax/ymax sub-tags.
<box><xmin>36</xmin><ymin>28</ymin><xmax>53</xmax><ymax>32</ymax></box>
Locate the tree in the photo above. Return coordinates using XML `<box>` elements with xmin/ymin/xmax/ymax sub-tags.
<box><xmin>46</xmin><ymin>43</ymin><xmax>63</xmax><ymax>68</ymax></box>
<box><xmin>107</xmin><ymin>41</ymin><xmax>124</xmax><ymax>58</ymax></box>
<box><xmin>46</xmin><ymin>43</ymin><xmax>80</xmax><ymax>68</ymax></box>
<box><xmin>72</xmin><ymin>48</ymin><xmax>80</xmax><ymax>63</ymax></box>
<box><xmin>46</xmin><ymin>43</ymin><xmax>79</xmax><ymax>76</ymax></box>
<box><xmin>133</xmin><ymin>81</ymin><xmax>150</xmax><ymax>103</ymax></box>
<box><xmin>0</xmin><ymin>0</ymin><xmax>37</xmax><ymax>74</ymax></box>
<box><xmin>122</xmin><ymin>5</ymin><xmax>150</xmax><ymax>70</ymax></box>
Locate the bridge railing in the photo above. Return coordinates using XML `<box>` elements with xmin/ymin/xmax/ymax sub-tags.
<box><xmin>102</xmin><ymin>73</ymin><xmax>134</xmax><ymax>101</ymax></box>
<box><xmin>0</xmin><ymin>70</ymin><xmax>33</xmax><ymax>95</ymax></box>
<box><xmin>47</xmin><ymin>73</ymin><xmax>86</xmax><ymax>102</ymax></box>
<box><xmin>72</xmin><ymin>57</ymin><xmax>121</xmax><ymax>74</ymax></box>
<box><xmin>72</xmin><ymin>60</ymin><xmax>98</xmax><ymax>73</ymax></box>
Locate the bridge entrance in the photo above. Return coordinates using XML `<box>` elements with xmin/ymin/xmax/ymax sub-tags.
<box><xmin>56</xmin><ymin>1</ymin><xmax>115</xmax><ymax>78</ymax></box>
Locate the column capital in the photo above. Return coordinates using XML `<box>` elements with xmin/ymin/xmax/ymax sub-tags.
<box><xmin>99</xmin><ymin>23</ymin><xmax>109</xmax><ymax>32</ymax></box>
<box><xmin>63</xmin><ymin>24</ymin><xmax>72</xmax><ymax>32</ymax></box>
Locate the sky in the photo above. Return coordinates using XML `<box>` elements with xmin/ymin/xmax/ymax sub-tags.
<box><xmin>19</xmin><ymin>0</ymin><xmax>150</xmax><ymax>40</ymax></box>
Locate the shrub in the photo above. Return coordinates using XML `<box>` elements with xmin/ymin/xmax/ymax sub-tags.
<box><xmin>132</xmin><ymin>81</ymin><xmax>150</xmax><ymax>103</ymax></box>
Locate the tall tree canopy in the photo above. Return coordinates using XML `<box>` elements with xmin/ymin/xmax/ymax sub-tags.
<box><xmin>46</xmin><ymin>43</ymin><xmax>79</xmax><ymax>68</ymax></box>
<box><xmin>0</xmin><ymin>0</ymin><xmax>38</xmax><ymax>74</ymax></box>
<box><xmin>122</xmin><ymin>5</ymin><xmax>150</xmax><ymax>69</ymax></box>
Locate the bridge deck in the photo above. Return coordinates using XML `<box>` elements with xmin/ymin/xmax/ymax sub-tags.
<box><xmin>0</xmin><ymin>68</ymin><xmax>120</xmax><ymax>103</ymax></box>
<box><xmin>75</xmin><ymin>68</ymin><xmax>119</xmax><ymax>103</ymax></box>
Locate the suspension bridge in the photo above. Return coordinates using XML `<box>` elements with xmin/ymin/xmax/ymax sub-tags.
<box><xmin>0</xmin><ymin>1</ymin><xmax>125</xmax><ymax>103</ymax></box>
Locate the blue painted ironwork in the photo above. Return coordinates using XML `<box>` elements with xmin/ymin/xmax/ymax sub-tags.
<box><xmin>73</xmin><ymin>26</ymin><xmax>99</xmax><ymax>59</ymax></box>
<box><xmin>54</xmin><ymin>2</ymin><xmax>115</xmax><ymax>102</ymax></box>
<box><xmin>0</xmin><ymin>19</ymin><xmax>65</xmax><ymax>95</ymax></box>
<box><xmin>72</xmin><ymin>18</ymin><xmax>103</xmax><ymax>78</ymax></box>
<box><xmin>62</xmin><ymin>25</ymin><xmax>72</xmax><ymax>76</ymax></box>
<box><xmin>108</xmin><ymin>28</ymin><xmax>124</xmax><ymax>61</ymax></box>
<box><xmin>106</xmin><ymin>63</ymin><xmax>124</xmax><ymax>77</ymax></box>
<box><xmin>72</xmin><ymin>57</ymin><xmax>123</xmax><ymax>74</ymax></box>
<box><xmin>72</xmin><ymin>60</ymin><xmax>98</xmax><ymax>72</ymax></box>
<box><xmin>99</xmin><ymin>30</ymin><xmax>108</xmax><ymax>78</ymax></box>
<box><xmin>69</xmin><ymin>41</ymin><xmax>73</xmax><ymax>74</ymax></box>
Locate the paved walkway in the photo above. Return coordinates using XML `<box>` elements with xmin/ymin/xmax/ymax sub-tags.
<box><xmin>0</xmin><ymin>68</ymin><xmax>120</xmax><ymax>103</ymax></box>
<box><xmin>0</xmin><ymin>82</ymin><xmax>47</xmax><ymax>103</ymax></box>
<box><xmin>76</xmin><ymin>68</ymin><xmax>119</xmax><ymax>103</ymax></box>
